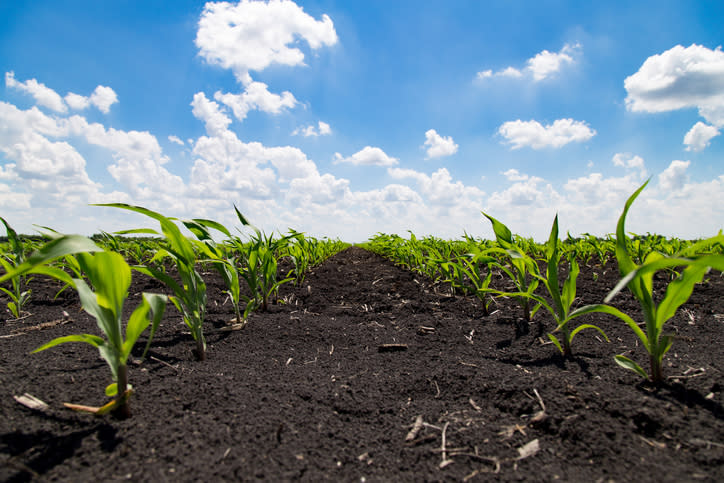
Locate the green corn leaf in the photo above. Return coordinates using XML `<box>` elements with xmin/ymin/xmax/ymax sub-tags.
<box><xmin>74</xmin><ymin>277</ymin><xmax>122</xmax><ymax>348</ymax></box>
<box><xmin>234</xmin><ymin>205</ymin><xmax>253</xmax><ymax>227</ymax></box>
<box><xmin>561</xmin><ymin>257</ymin><xmax>579</xmax><ymax>312</ymax></box>
<box><xmin>77</xmin><ymin>251</ymin><xmax>131</xmax><ymax>319</ymax></box>
<box><xmin>124</xmin><ymin>292</ymin><xmax>167</xmax><ymax>360</ymax></box>
<box><xmin>0</xmin><ymin>216</ymin><xmax>23</xmax><ymax>260</ymax></box>
<box><xmin>482</xmin><ymin>212</ymin><xmax>513</xmax><ymax>248</ymax></box>
<box><xmin>547</xmin><ymin>334</ymin><xmax>564</xmax><ymax>354</ymax></box>
<box><xmin>569</xmin><ymin>323</ymin><xmax>609</xmax><ymax>343</ymax></box>
<box><xmin>614</xmin><ymin>355</ymin><xmax>649</xmax><ymax>379</ymax></box>
<box><xmin>614</xmin><ymin>179</ymin><xmax>649</xmax><ymax>291</ymax></box>
<box><xmin>94</xmin><ymin>203</ymin><xmax>196</xmax><ymax>264</ymax></box>
<box><xmin>31</xmin><ymin>333</ymin><xmax>105</xmax><ymax>353</ymax></box>
<box><xmin>140</xmin><ymin>293</ymin><xmax>169</xmax><ymax>360</ymax></box>
<box><xmin>656</xmin><ymin>262</ymin><xmax>710</xmax><ymax>329</ymax></box>
<box><xmin>0</xmin><ymin>235</ymin><xmax>101</xmax><ymax>284</ymax></box>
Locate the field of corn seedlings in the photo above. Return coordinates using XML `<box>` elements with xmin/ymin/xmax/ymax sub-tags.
<box><xmin>1</xmin><ymin>186</ymin><xmax>724</xmax><ymax>481</ymax></box>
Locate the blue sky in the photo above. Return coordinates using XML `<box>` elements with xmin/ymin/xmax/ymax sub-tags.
<box><xmin>1</xmin><ymin>1</ymin><xmax>723</xmax><ymax>241</ymax></box>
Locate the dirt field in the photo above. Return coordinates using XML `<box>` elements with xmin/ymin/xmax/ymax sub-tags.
<box><xmin>2</xmin><ymin>246</ymin><xmax>723</xmax><ymax>481</ymax></box>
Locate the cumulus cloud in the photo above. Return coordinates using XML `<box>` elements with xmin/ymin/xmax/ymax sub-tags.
<box><xmin>195</xmin><ymin>0</ymin><xmax>338</xmax><ymax>85</ymax></box>
<box><xmin>658</xmin><ymin>160</ymin><xmax>690</xmax><ymax>192</ymax></box>
<box><xmin>214</xmin><ymin>81</ymin><xmax>297</xmax><ymax>122</ymax></box>
<box><xmin>191</xmin><ymin>92</ymin><xmax>232</xmax><ymax>136</ymax></box>
<box><xmin>6</xmin><ymin>72</ymin><xmax>118</xmax><ymax>114</ymax></box>
<box><xmin>422</xmin><ymin>129</ymin><xmax>458</xmax><ymax>158</ymax></box>
<box><xmin>334</xmin><ymin>146</ymin><xmax>398</xmax><ymax>166</ymax></box>
<box><xmin>387</xmin><ymin>167</ymin><xmax>485</xmax><ymax>207</ymax></box>
<box><xmin>64</xmin><ymin>86</ymin><xmax>118</xmax><ymax>113</ymax></box>
<box><xmin>612</xmin><ymin>153</ymin><xmax>647</xmax><ymax>177</ymax></box>
<box><xmin>498</xmin><ymin>118</ymin><xmax>596</xmax><ymax>149</ymax></box>
<box><xmin>292</xmin><ymin>121</ymin><xmax>332</xmax><ymax>137</ymax></box>
<box><xmin>624</xmin><ymin>44</ymin><xmax>724</xmax><ymax>126</ymax></box>
<box><xmin>5</xmin><ymin>71</ymin><xmax>67</xmax><ymax>113</ymax></box>
<box><xmin>683</xmin><ymin>121</ymin><xmax>720</xmax><ymax>151</ymax></box>
<box><xmin>476</xmin><ymin>43</ymin><xmax>580</xmax><ymax>82</ymax></box>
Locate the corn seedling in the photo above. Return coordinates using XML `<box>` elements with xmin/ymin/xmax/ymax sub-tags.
<box><xmin>229</xmin><ymin>209</ymin><xmax>294</xmax><ymax>315</ymax></box>
<box><xmin>491</xmin><ymin>215</ymin><xmax>625</xmax><ymax>356</ymax></box>
<box><xmin>0</xmin><ymin>217</ymin><xmax>33</xmax><ymax>318</ymax></box>
<box><xmin>482</xmin><ymin>213</ymin><xmax>540</xmax><ymax>322</ymax></box>
<box><xmin>603</xmin><ymin>181</ymin><xmax>724</xmax><ymax>383</ymax></box>
<box><xmin>182</xmin><ymin>215</ymin><xmax>245</xmax><ymax>326</ymax></box>
<box><xmin>0</xmin><ymin>236</ymin><xmax>167</xmax><ymax>417</ymax></box>
<box><xmin>94</xmin><ymin>203</ymin><xmax>210</xmax><ymax>360</ymax></box>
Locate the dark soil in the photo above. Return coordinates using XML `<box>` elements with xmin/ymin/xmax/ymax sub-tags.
<box><xmin>1</xmin><ymin>246</ymin><xmax>723</xmax><ymax>482</ymax></box>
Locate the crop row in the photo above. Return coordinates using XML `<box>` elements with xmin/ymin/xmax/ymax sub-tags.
<box><xmin>0</xmin><ymin>204</ymin><xmax>347</xmax><ymax>418</ymax></box>
<box><xmin>362</xmin><ymin>181</ymin><xmax>724</xmax><ymax>385</ymax></box>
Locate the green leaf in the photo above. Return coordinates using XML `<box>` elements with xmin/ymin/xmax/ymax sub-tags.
<box><xmin>569</xmin><ymin>323</ymin><xmax>609</xmax><ymax>343</ymax></box>
<box><xmin>77</xmin><ymin>251</ymin><xmax>131</xmax><ymax>320</ymax></box>
<box><xmin>614</xmin><ymin>355</ymin><xmax>649</xmax><ymax>379</ymax></box>
<box><xmin>547</xmin><ymin>334</ymin><xmax>564</xmax><ymax>354</ymax></box>
<box><xmin>0</xmin><ymin>235</ymin><xmax>101</xmax><ymax>284</ymax></box>
<box><xmin>106</xmin><ymin>383</ymin><xmax>118</xmax><ymax>397</ymax></box>
<box><xmin>74</xmin><ymin>277</ymin><xmax>120</xmax><ymax>345</ymax></box>
<box><xmin>31</xmin><ymin>334</ymin><xmax>105</xmax><ymax>353</ymax></box>
<box><xmin>140</xmin><ymin>293</ymin><xmax>168</xmax><ymax>360</ymax></box>
<box><xmin>614</xmin><ymin>179</ymin><xmax>649</xmax><ymax>293</ymax></box>
<box><xmin>482</xmin><ymin>212</ymin><xmax>513</xmax><ymax>248</ymax></box>
<box><xmin>656</xmin><ymin>263</ymin><xmax>710</xmax><ymax>329</ymax></box>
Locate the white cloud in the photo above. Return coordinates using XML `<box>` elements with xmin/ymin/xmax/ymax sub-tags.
<box><xmin>388</xmin><ymin>167</ymin><xmax>485</xmax><ymax>207</ymax></box>
<box><xmin>318</xmin><ymin>121</ymin><xmax>331</xmax><ymax>135</ymax></box>
<box><xmin>195</xmin><ymin>0</ymin><xmax>338</xmax><ymax>85</ymax></box>
<box><xmin>191</xmin><ymin>92</ymin><xmax>232</xmax><ymax>136</ymax></box>
<box><xmin>168</xmin><ymin>135</ymin><xmax>185</xmax><ymax>146</ymax></box>
<box><xmin>5</xmin><ymin>71</ymin><xmax>67</xmax><ymax>113</ymax></box>
<box><xmin>612</xmin><ymin>153</ymin><xmax>647</xmax><ymax>177</ymax></box>
<box><xmin>214</xmin><ymin>81</ymin><xmax>297</xmax><ymax>122</ymax></box>
<box><xmin>64</xmin><ymin>85</ymin><xmax>118</xmax><ymax>113</ymax></box>
<box><xmin>65</xmin><ymin>92</ymin><xmax>91</xmax><ymax>110</ymax></box>
<box><xmin>476</xmin><ymin>43</ymin><xmax>580</xmax><ymax>82</ymax></box>
<box><xmin>658</xmin><ymin>160</ymin><xmax>690</xmax><ymax>192</ymax></box>
<box><xmin>498</xmin><ymin>118</ymin><xmax>596</xmax><ymax>149</ymax></box>
<box><xmin>334</xmin><ymin>146</ymin><xmax>398</xmax><ymax>166</ymax></box>
<box><xmin>423</xmin><ymin>129</ymin><xmax>458</xmax><ymax>158</ymax></box>
<box><xmin>527</xmin><ymin>43</ymin><xmax>579</xmax><ymax>81</ymax></box>
<box><xmin>89</xmin><ymin>86</ymin><xmax>119</xmax><ymax>113</ymax></box>
<box><xmin>292</xmin><ymin>121</ymin><xmax>332</xmax><ymax>137</ymax></box>
<box><xmin>502</xmin><ymin>168</ymin><xmax>529</xmax><ymax>182</ymax></box>
<box><xmin>683</xmin><ymin>121</ymin><xmax>720</xmax><ymax>151</ymax></box>
<box><xmin>624</xmin><ymin>44</ymin><xmax>724</xmax><ymax>126</ymax></box>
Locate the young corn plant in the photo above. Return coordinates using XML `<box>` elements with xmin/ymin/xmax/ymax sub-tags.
<box><xmin>491</xmin><ymin>215</ymin><xmax>625</xmax><ymax>356</ymax></box>
<box><xmin>0</xmin><ymin>236</ymin><xmax>166</xmax><ymax>418</ymax></box>
<box><xmin>231</xmin><ymin>210</ymin><xmax>294</xmax><ymax>315</ymax></box>
<box><xmin>182</xmin><ymin>216</ymin><xmax>245</xmax><ymax>326</ymax></box>
<box><xmin>0</xmin><ymin>217</ymin><xmax>32</xmax><ymax>318</ymax></box>
<box><xmin>482</xmin><ymin>213</ymin><xmax>540</xmax><ymax>322</ymax></box>
<box><xmin>604</xmin><ymin>181</ymin><xmax>724</xmax><ymax>383</ymax></box>
<box><xmin>94</xmin><ymin>203</ymin><xmax>210</xmax><ymax>361</ymax></box>
<box><xmin>451</xmin><ymin>248</ymin><xmax>497</xmax><ymax>316</ymax></box>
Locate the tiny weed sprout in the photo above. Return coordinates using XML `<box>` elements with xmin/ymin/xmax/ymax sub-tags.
<box><xmin>94</xmin><ymin>203</ymin><xmax>210</xmax><ymax>361</ymax></box>
<box><xmin>482</xmin><ymin>213</ymin><xmax>540</xmax><ymax>322</ymax></box>
<box><xmin>604</xmin><ymin>181</ymin><xmax>724</xmax><ymax>383</ymax></box>
<box><xmin>0</xmin><ymin>235</ymin><xmax>166</xmax><ymax>418</ymax></box>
